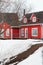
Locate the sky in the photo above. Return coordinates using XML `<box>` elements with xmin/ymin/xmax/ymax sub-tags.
<box><xmin>21</xmin><ymin>0</ymin><xmax>43</xmax><ymax>13</ymax></box>
<box><xmin>0</xmin><ymin>0</ymin><xmax>43</xmax><ymax>20</ymax></box>
<box><xmin>0</xmin><ymin>0</ymin><xmax>43</xmax><ymax>13</ymax></box>
<box><xmin>30</xmin><ymin>0</ymin><xmax>43</xmax><ymax>13</ymax></box>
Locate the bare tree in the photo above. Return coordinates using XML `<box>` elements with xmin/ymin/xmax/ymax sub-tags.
<box><xmin>0</xmin><ymin>0</ymin><xmax>32</xmax><ymax>36</ymax></box>
<box><xmin>0</xmin><ymin>14</ymin><xmax>5</xmax><ymax>35</ymax></box>
<box><xmin>0</xmin><ymin>0</ymin><xmax>16</xmax><ymax>36</ymax></box>
<box><xmin>15</xmin><ymin>0</ymin><xmax>32</xmax><ymax>20</ymax></box>
<box><xmin>0</xmin><ymin>0</ymin><xmax>16</xmax><ymax>13</ymax></box>
<box><xmin>0</xmin><ymin>0</ymin><xmax>32</xmax><ymax>18</ymax></box>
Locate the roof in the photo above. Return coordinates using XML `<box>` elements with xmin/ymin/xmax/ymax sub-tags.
<box><xmin>25</xmin><ymin>11</ymin><xmax>43</xmax><ymax>24</ymax></box>
<box><xmin>21</xmin><ymin>11</ymin><xmax>43</xmax><ymax>25</ymax></box>
<box><xmin>0</xmin><ymin>11</ymin><xmax>43</xmax><ymax>27</ymax></box>
<box><xmin>0</xmin><ymin>13</ymin><xmax>20</xmax><ymax>26</ymax></box>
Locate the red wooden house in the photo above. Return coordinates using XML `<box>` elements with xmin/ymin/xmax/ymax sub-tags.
<box><xmin>0</xmin><ymin>11</ymin><xmax>43</xmax><ymax>39</ymax></box>
<box><xmin>20</xmin><ymin>11</ymin><xmax>43</xmax><ymax>39</ymax></box>
<box><xmin>0</xmin><ymin>13</ymin><xmax>20</xmax><ymax>39</ymax></box>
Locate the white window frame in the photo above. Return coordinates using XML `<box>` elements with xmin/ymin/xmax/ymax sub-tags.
<box><xmin>32</xmin><ymin>16</ymin><xmax>36</xmax><ymax>22</ymax></box>
<box><xmin>1</xmin><ymin>29</ymin><xmax>4</xmax><ymax>38</ymax></box>
<box><xmin>32</xmin><ymin>28</ymin><xmax>38</xmax><ymax>36</ymax></box>
<box><xmin>25</xmin><ymin>28</ymin><xmax>28</xmax><ymax>38</ymax></box>
<box><xmin>23</xmin><ymin>18</ymin><xmax>27</xmax><ymax>23</ymax></box>
<box><xmin>6</xmin><ymin>28</ymin><xmax>10</xmax><ymax>36</ymax></box>
<box><xmin>21</xmin><ymin>28</ymin><xmax>24</xmax><ymax>36</ymax></box>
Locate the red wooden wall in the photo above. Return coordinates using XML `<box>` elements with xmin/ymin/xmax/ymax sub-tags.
<box><xmin>20</xmin><ymin>25</ymin><xmax>41</xmax><ymax>39</ymax></box>
<box><xmin>29</xmin><ymin>25</ymin><xmax>41</xmax><ymax>39</ymax></box>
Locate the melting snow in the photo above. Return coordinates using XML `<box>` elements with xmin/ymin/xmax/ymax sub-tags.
<box><xmin>0</xmin><ymin>39</ymin><xmax>43</xmax><ymax>61</ymax></box>
<box><xmin>18</xmin><ymin>47</ymin><xmax>43</xmax><ymax>65</ymax></box>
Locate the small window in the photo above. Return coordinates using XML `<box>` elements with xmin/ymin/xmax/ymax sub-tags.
<box><xmin>1</xmin><ymin>29</ymin><xmax>4</xmax><ymax>33</ymax></box>
<box><xmin>32</xmin><ymin>17</ymin><xmax>36</xmax><ymax>22</ymax></box>
<box><xmin>1</xmin><ymin>29</ymin><xmax>4</xmax><ymax>38</ymax></box>
<box><xmin>32</xmin><ymin>28</ymin><xmax>38</xmax><ymax>36</ymax></box>
<box><xmin>21</xmin><ymin>28</ymin><xmax>24</xmax><ymax>36</ymax></box>
<box><xmin>23</xmin><ymin>18</ymin><xmax>27</xmax><ymax>23</ymax></box>
<box><xmin>6</xmin><ymin>28</ymin><xmax>10</xmax><ymax>36</ymax></box>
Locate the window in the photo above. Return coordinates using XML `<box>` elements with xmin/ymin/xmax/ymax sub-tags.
<box><xmin>6</xmin><ymin>28</ymin><xmax>10</xmax><ymax>36</ymax></box>
<box><xmin>1</xmin><ymin>29</ymin><xmax>4</xmax><ymax>33</ymax></box>
<box><xmin>21</xmin><ymin>28</ymin><xmax>24</xmax><ymax>36</ymax></box>
<box><xmin>32</xmin><ymin>17</ymin><xmax>36</xmax><ymax>22</ymax></box>
<box><xmin>23</xmin><ymin>18</ymin><xmax>27</xmax><ymax>23</ymax></box>
<box><xmin>32</xmin><ymin>28</ymin><xmax>38</xmax><ymax>36</ymax></box>
<box><xmin>25</xmin><ymin>28</ymin><xmax>28</xmax><ymax>38</ymax></box>
<box><xmin>1</xmin><ymin>29</ymin><xmax>4</xmax><ymax>38</ymax></box>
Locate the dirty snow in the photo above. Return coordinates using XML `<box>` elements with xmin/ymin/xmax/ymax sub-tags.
<box><xmin>18</xmin><ymin>47</ymin><xmax>43</xmax><ymax>65</ymax></box>
<box><xmin>0</xmin><ymin>39</ymin><xmax>43</xmax><ymax>61</ymax></box>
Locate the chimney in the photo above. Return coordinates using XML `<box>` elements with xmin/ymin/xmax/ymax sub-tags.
<box><xmin>24</xmin><ymin>9</ymin><xmax>25</xmax><ymax>16</ymax></box>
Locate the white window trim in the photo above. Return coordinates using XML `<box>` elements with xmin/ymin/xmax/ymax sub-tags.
<box><xmin>23</xmin><ymin>18</ymin><xmax>27</xmax><ymax>23</ymax></box>
<box><xmin>32</xmin><ymin>16</ymin><xmax>36</xmax><ymax>22</ymax></box>
<box><xmin>6</xmin><ymin>28</ymin><xmax>10</xmax><ymax>36</ymax></box>
<box><xmin>32</xmin><ymin>28</ymin><xmax>38</xmax><ymax>36</ymax></box>
<box><xmin>25</xmin><ymin>28</ymin><xmax>28</xmax><ymax>38</ymax></box>
<box><xmin>1</xmin><ymin>29</ymin><xmax>4</xmax><ymax>38</ymax></box>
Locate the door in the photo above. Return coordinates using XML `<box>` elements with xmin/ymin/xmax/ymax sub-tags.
<box><xmin>13</xmin><ymin>28</ymin><xmax>19</xmax><ymax>38</ymax></box>
<box><xmin>25</xmin><ymin>28</ymin><xmax>28</xmax><ymax>38</ymax></box>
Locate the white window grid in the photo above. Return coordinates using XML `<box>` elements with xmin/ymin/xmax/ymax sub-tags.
<box><xmin>21</xmin><ymin>28</ymin><xmax>24</xmax><ymax>36</ymax></box>
<box><xmin>32</xmin><ymin>28</ymin><xmax>38</xmax><ymax>36</ymax></box>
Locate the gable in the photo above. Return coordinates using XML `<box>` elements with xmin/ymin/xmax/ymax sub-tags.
<box><xmin>25</xmin><ymin>11</ymin><xmax>43</xmax><ymax>23</ymax></box>
<box><xmin>0</xmin><ymin>21</ymin><xmax>11</xmax><ymax>29</ymax></box>
<box><xmin>22</xmin><ymin>16</ymin><xmax>28</xmax><ymax>23</ymax></box>
<box><xmin>30</xmin><ymin>13</ymin><xmax>38</xmax><ymax>22</ymax></box>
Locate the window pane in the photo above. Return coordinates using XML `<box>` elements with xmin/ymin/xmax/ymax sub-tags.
<box><xmin>32</xmin><ymin>17</ymin><xmax>36</xmax><ymax>22</ymax></box>
<box><xmin>24</xmin><ymin>18</ymin><xmax>27</xmax><ymax>23</ymax></box>
<box><xmin>6</xmin><ymin>28</ymin><xmax>10</xmax><ymax>36</ymax></box>
<box><xmin>32</xmin><ymin>28</ymin><xmax>38</xmax><ymax>36</ymax></box>
<box><xmin>21</xmin><ymin>28</ymin><xmax>24</xmax><ymax>36</ymax></box>
<box><xmin>25</xmin><ymin>28</ymin><xmax>28</xmax><ymax>38</ymax></box>
<box><xmin>1</xmin><ymin>29</ymin><xmax>4</xmax><ymax>38</ymax></box>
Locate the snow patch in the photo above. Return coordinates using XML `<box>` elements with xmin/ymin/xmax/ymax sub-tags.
<box><xmin>0</xmin><ymin>39</ymin><xmax>43</xmax><ymax>63</ymax></box>
<box><xmin>18</xmin><ymin>47</ymin><xmax>43</xmax><ymax>65</ymax></box>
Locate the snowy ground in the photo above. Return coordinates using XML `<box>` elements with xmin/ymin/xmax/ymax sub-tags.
<box><xmin>0</xmin><ymin>39</ymin><xmax>43</xmax><ymax>65</ymax></box>
<box><xmin>18</xmin><ymin>47</ymin><xmax>43</xmax><ymax>65</ymax></box>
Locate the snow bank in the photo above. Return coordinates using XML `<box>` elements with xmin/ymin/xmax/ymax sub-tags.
<box><xmin>0</xmin><ymin>39</ymin><xmax>31</xmax><ymax>61</ymax></box>
<box><xmin>18</xmin><ymin>47</ymin><xmax>43</xmax><ymax>65</ymax></box>
<box><xmin>0</xmin><ymin>39</ymin><xmax>43</xmax><ymax>61</ymax></box>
